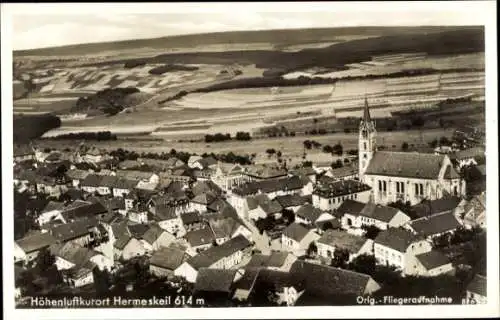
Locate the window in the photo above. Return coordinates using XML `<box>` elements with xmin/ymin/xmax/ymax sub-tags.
<box><xmin>420</xmin><ymin>184</ymin><xmax>424</xmax><ymax>195</ymax></box>
<box><xmin>363</xmin><ymin>154</ymin><xmax>367</xmax><ymax>159</ymax></box>
<box><xmin>383</xmin><ymin>181</ymin><xmax>387</xmax><ymax>192</ymax></box>
<box><xmin>364</xmin><ymin>142</ymin><xmax>367</xmax><ymax>151</ymax></box>
<box><xmin>378</xmin><ymin>181</ymin><xmax>382</xmax><ymax>191</ymax></box>
<box><xmin>396</xmin><ymin>182</ymin><xmax>400</xmax><ymax>193</ymax></box>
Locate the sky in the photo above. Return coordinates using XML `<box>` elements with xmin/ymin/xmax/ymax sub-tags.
<box><xmin>4</xmin><ymin>2</ymin><xmax>492</xmax><ymax>50</ymax></box>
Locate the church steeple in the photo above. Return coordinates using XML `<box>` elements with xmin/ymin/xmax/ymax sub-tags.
<box><xmin>359</xmin><ymin>98</ymin><xmax>377</xmax><ymax>180</ymax></box>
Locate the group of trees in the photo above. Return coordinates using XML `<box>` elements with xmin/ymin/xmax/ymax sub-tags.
<box><xmin>148</xmin><ymin>64</ymin><xmax>199</xmax><ymax>75</ymax></box>
<box><xmin>45</xmin><ymin>131</ymin><xmax>117</xmax><ymax>141</ymax></box>
<box><xmin>322</xmin><ymin>143</ymin><xmax>343</xmax><ymax>156</ymax></box>
<box><xmin>303</xmin><ymin>140</ymin><xmax>322</xmax><ymax>150</ymax></box>
<box><xmin>73</xmin><ymin>87</ymin><xmax>140</xmax><ymax>116</ymax></box>
<box><xmin>13</xmin><ymin>114</ymin><xmax>62</xmax><ymax>143</ymax></box>
<box><xmin>204</xmin><ymin>131</ymin><xmax>252</xmax><ymax>143</ymax></box>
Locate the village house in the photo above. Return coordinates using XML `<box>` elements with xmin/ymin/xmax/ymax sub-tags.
<box><xmin>149</xmin><ymin>246</ymin><xmax>189</xmax><ymax>279</ymax></box>
<box><xmin>148</xmin><ymin>190</ymin><xmax>191</xmax><ymax>217</ymax></box>
<box><xmin>274</xmin><ymin>194</ymin><xmax>311</xmax><ymax>213</ymax></box>
<box><xmin>80</xmin><ymin>174</ymin><xmax>102</xmax><ymax>194</ymax></box>
<box><xmin>462</xmin><ymin>193</ymin><xmax>486</xmax><ymax>229</ymax></box>
<box><xmin>116</xmin><ymin>170</ymin><xmax>159</xmax><ymax>185</ymax></box>
<box><xmin>49</xmin><ymin>217</ymin><xmax>102</xmax><ymax>247</ymax></box>
<box><xmin>373</xmin><ymin>228</ymin><xmax>433</xmax><ymax>275</ymax></box>
<box><xmin>34</xmin><ymin>175</ymin><xmax>67</xmax><ymax>198</ymax></box>
<box><xmin>324</xmin><ymin>165</ymin><xmax>359</xmax><ymax>181</ymax></box>
<box><xmin>36</xmin><ymin>201</ymin><xmax>66</xmax><ymax>226</ymax></box>
<box><xmin>316</xmin><ymin>229</ymin><xmax>373</xmax><ymax>263</ymax></box>
<box><xmin>96</xmin><ymin>175</ymin><xmax>119</xmax><ymax>196</ymax></box>
<box><xmin>160</xmin><ymin>168</ymin><xmax>193</xmax><ymax>184</ymax></box>
<box><xmin>290</xmin><ymin>261</ymin><xmax>381</xmax><ymax>304</ymax></box>
<box><xmin>359</xmin><ymin>99</ymin><xmax>466</xmax><ymax>205</ymax></box>
<box><xmin>185</xmin><ymin>227</ymin><xmax>215</xmax><ymax>255</ymax></box>
<box><xmin>208</xmin><ymin>216</ymin><xmax>253</xmax><ymax>245</ymax></box>
<box><xmin>449</xmin><ymin>147</ymin><xmax>485</xmax><ymax>169</ymax></box>
<box><xmin>111</xmin><ymin>177</ymin><xmax>138</xmax><ymax>198</ymax></box>
<box><xmin>281</xmin><ymin>223</ymin><xmax>320</xmax><ymax>256</ymax></box>
<box><xmin>181</xmin><ymin>211</ymin><xmax>204</xmax><ymax>232</ymax></box>
<box><xmin>290</xmin><ymin>166</ymin><xmax>317</xmax><ymax>184</ymax></box>
<box><xmin>295</xmin><ymin>203</ymin><xmax>334</xmax><ymax>226</ymax></box>
<box><xmin>412</xmin><ymin>250</ymin><xmax>455</xmax><ymax>277</ymax></box>
<box><xmin>152</xmin><ymin>204</ymin><xmax>185</xmax><ymax>237</ymax></box>
<box><xmin>192</xmin><ymin>180</ymin><xmax>223</xmax><ymax>198</ymax></box>
<box><xmin>312</xmin><ymin>179</ymin><xmax>372</xmax><ymax>211</ymax></box>
<box><xmin>339</xmin><ymin>201</ymin><xmax>411</xmax><ymax>231</ymax></box>
<box><xmin>211</xmin><ymin>162</ymin><xmax>247</xmax><ymax>192</ymax></box>
<box><xmin>411</xmin><ymin>196</ymin><xmax>465</xmax><ymax>220</ymax></box>
<box><xmin>14</xmin><ymin>145</ymin><xmax>35</xmax><ymax>163</ymax></box>
<box><xmin>65</xmin><ymin>169</ymin><xmax>90</xmax><ymax>188</ymax></box>
<box><xmin>245</xmin><ymin>251</ymin><xmax>297</xmax><ymax>272</ymax></box>
<box><xmin>174</xmin><ymin>235</ymin><xmax>253</xmax><ymax>283</ymax></box>
<box><xmin>247</xmin><ymin>194</ymin><xmax>283</xmax><ymax>220</ymax></box>
<box><xmin>140</xmin><ymin>224</ymin><xmax>176</xmax><ymax>253</ymax></box>
<box><xmin>126</xmin><ymin>204</ymin><xmax>149</xmax><ymax>224</ymax></box>
<box><xmin>194</xmin><ymin>268</ymin><xmax>243</xmax><ymax>301</ymax></box>
<box><xmin>244</xmin><ymin>164</ymin><xmax>288</xmax><ymax>182</ymax></box>
<box><xmin>14</xmin><ymin>231</ymin><xmax>57</xmax><ymax>265</ymax></box>
<box><xmin>49</xmin><ymin>242</ymin><xmax>113</xmax><ymax>272</ymax></box>
<box><xmin>190</xmin><ymin>193</ymin><xmax>217</xmax><ymax>213</ymax></box>
<box><xmin>187</xmin><ymin>155</ymin><xmax>203</xmax><ymax>169</ymax></box>
<box><xmin>113</xmin><ymin>234</ymin><xmax>146</xmax><ymax>261</ymax></box>
<box><xmin>405</xmin><ymin>211</ymin><xmax>462</xmax><ymax>240</ymax></box>
<box><xmin>465</xmin><ymin>274</ymin><xmax>487</xmax><ymax>304</ymax></box>
<box><xmin>82</xmin><ymin>147</ymin><xmax>105</xmax><ymax>163</ymax></box>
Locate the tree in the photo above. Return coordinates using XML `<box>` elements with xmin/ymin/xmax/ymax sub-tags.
<box><xmin>36</xmin><ymin>247</ymin><xmax>56</xmax><ymax>272</ymax></box>
<box><xmin>440</xmin><ymin>136</ymin><xmax>451</xmax><ymax>146</ymax></box>
<box><xmin>348</xmin><ymin>254</ymin><xmax>376</xmax><ymax>275</ymax></box>
<box><xmin>362</xmin><ymin>225</ymin><xmax>382</xmax><ymax>240</ymax></box>
<box><xmin>282</xmin><ymin>209</ymin><xmax>295</xmax><ymax>225</ymax></box>
<box><xmin>332</xmin><ymin>143</ymin><xmax>343</xmax><ymax>156</ymax></box>
<box><xmin>429</xmin><ymin>139</ymin><xmax>439</xmax><ymax>148</ymax></box>
<box><xmin>401</xmin><ymin>142</ymin><xmax>409</xmax><ymax>151</ymax></box>
<box><xmin>306</xmin><ymin>242</ymin><xmax>318</xmax><ymax>257</ymax></box>
<box><xmin>322</xmin><ymin>145</ymin><xmax>333</xmax><ymax>153</ymax></box>
<box><xmin>265</xmin><ymin>148</ymin><xmax>276</xmax><ymax>157</ymax></box>
<box><xmin>331</xmin><ymin>248</ymin><xmax>350</xmax><ymax>268</ymax></box>
<box><xmin>303</xmin><ymin>140</ymin><xmax>313</xmax><ymax>150</ymax></box>
<box><xmin>331</xmin><ymin>159</ymin><xmax>343</xmax><ymax>169</ymax></box>
<box><xmin>321</xmin><ymin>221</ymin><xmax>335</xmax><ymax>232</ymax></box>
<box><xmin>276</xmin><ymin>151</ymin><xmax>282</xmax><ymax>158</ymax></box>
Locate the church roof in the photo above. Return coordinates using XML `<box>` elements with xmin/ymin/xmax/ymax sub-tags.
<box><xmin>363</xmin><ymin>97</ymin><xmax>372</xmax><ymax>123</ymax></box>
<box><xmin>365</xmin><ymin>152</ymin><xmax>445</xmax><ymax>179</ymax></box>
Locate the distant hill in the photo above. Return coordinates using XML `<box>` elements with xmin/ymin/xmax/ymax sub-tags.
<box><xmin>14</xmin><ymin>26</ymin><xmax>479</xmax><ymax>57</ymax></box>
<box><xmin>76</xmin><ymin>27</ymin><xmax>484</xmax><ymax>74</ymax></box>
<box><xmin>13</xmin><ymin>114</ymin><xmax>61</xmax><ymax>143</ymax></box>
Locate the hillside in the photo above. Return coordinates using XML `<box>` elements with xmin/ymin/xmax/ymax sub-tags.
<box><xmin>13</xmin><ymin>114</ymin><xmax>61</xmax><ymax>143</ymax></box>
<box><xmin>14</xmin><ymin>26</ymin><xmax>478</xmax><ymax>57</ymax></box>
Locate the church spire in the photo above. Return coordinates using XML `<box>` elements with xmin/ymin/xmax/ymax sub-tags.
<box><xmin>363</xmin><ymin>96</ymin><xmax>372</xmax><ymax>123</ymax></box>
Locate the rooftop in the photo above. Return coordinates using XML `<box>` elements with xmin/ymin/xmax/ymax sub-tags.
<box><xmin>194</xmin><ymin>268</ymin><xmax>237</xmax><ymax>293</ymax></box>
<box><xmin>317</xmin><ymin>229</ymin><xmax>368</xmax><ymax>253</ymax></box>
<box><xmin>16</xmin><ymin>231</ymin><xmax>57</xmax><ymax>253</ymax></box>
<box><xmin>149</xmin><ymin>246</ymin><xmax>187</xmax><ymax>270</ymax></box>
<box><xmin>365</xmin><ymin>151</ymin><xmax>446</xmax><ymax>179</ymax></box>
<box><xmin>415</xmin><ymin>250</ymin><xmax>451</xmax><ymax>270</ymax></box>
<box><xmin>374</xmin><ymin>228</ymin><xmax>419</xmax><ymax>253</ymax></box>
<box><xmin>359</xmin><ymin>202</ymin><xmax>402</xmax><ymax>223</ymax></box>
<box><xmin>283</xmin><ymin>223</ymin><xmax>311</xmax><ymax>242</ymax></box>
<box><xmin>409</xmin><ymin>211</ymin><xmax>462</xmax><ymax>237</ymax></box>
<box><xmin>313</xmin><ymin>179</ymin><xmax>371</xmax><ymax>198</ymax></box>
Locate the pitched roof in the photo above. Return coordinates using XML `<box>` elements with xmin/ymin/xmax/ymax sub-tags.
<box><xmin>317</xmin><ymin>230</ymin><xmax>368</xmax><ymax>253</ymax></box>
<box><xmin>49</xmin><ymin>242</ymin><xmax>99</xmax><ymax>267</ymax></box>
<box><xmin>245</xmin><ymin>164</ymin><xmax>287</xmax><ymax>179</ymax></box>
<box><xmin>415</xmin><ymin>250</ymin><xmax>451</xmax><ymax>270</ymax></box>
<box><xmin>337</xmin><ymin>199</ymin><xmax>370</xmax><ymax>216</ymax></box>
<box><xmin>233</xmin><ymin>268</ymin><xmax>261</xmax><ymax>291</ymax></box>
<box><xmin>290</xmin><ymin>260</ymin><xmax>376</xmax><ymax>297</ymax></box>
<box><xmin>452</xmin><ymin>147</ymin><xmax>485</xmax><ymax>160</ymax></box>
<box><xmin>142</xmin><ymin>224</ymin><xmax>169</xmax><ymax>245</ymax></box>
<box><xmin>409</xmin><ymin>211</ymin><xmax>461</xmax><ymax>237</ymax></box>
<box><xmin>467</xmin><ymin>274</ymin><xmax>486</xmax><ymax>297</ymax></box>
<box><xmin>296</xmin><ymin>204</ymin><xmax>323</xmax><ymax>222</ymax></box>
<box><xmin>155</xmin><ymin>204</ymin><xmax>177</xmax><ymax>221</ymax></box>
<box><xmin>128</xmin><ymin>223</ymin><xmax>150</xmax><ymax>239</ymax></box>
<box><xmin>50</xmin><ymin>217</ymin><xmax>98</xmax><ymax>242</ymax></box>
<box><xmin>186</xmin><ymin>235</ymin><xmax>252</xmax><ymax>270</ymax></box>
<box><xmin>283</xmin><ymin>223</ymin><xmax>311</xmax><ymax>242</ymax></box>
<box><xmin>359</xmin><ymin>202</ymin><xmax>401</xmax><ymax>223</ymax></box>
<box><xmin>185</xmin><ymin>227</ymin><xmax>214</xmax><ymax>247</ymax></box>
<box><xmin>412</xmin><ymin>197</ymin><xmax>462</xmax><ymax>218</ymax></box>
<box><xmin>194</xmin><ymin>268</ymin><xmax>237</xmax><ymax>293</ymax></box>
<box><xmin>197</xmin><ymin>156</ymin><xmax>218</xmax><ymax>168</ymax></box>
<box><xmin>208</xmin><ymin>217</ymin><xmax>243</xmax><ymax>239</ymax></box>
<box><xmin>81</xmin><ymin>174</ymin><xmax>102</xmax><ymax>187</ymax></box>
<box><xmin>365</xmin><ymin>152</ymin><xmax>445</xmax><ymax>179</ymax></box>
<box><xmin>112</xmin><ymin>177</ymin><xmax>138</xmax><ymax>189</ymax></box>
<box><xmin>246</xmin><ymin>252</ymin><xmax>289</xmax><ymax>268</ymax></box>
<box><xmin>116</xmin><ymin>170</ymin><xmax>155</xmax><ymax>181</ymax></box>
<box><xmin>114</xmin><ymin>235</ymin><xmax>132</xmax><ymax>250</ymax></box>
<box><xmin>98</xmin><ymin>175</ymin><xmax>119</xmax><ymax>188</ymax></box>
<box><xmin>246</xmin><ymin>194</ymin><xmax>282</xmax><ymax>214</ymax></box>
<box><xmin>149</xmin><ymin>246</ymin><xmax>187</xmax><ymax>270</ymax></box>
<box><xmin>61</xmin><ymin>201</ymin><xmax>108</xmax><ymax>221</ymax></box>
<box><xmin>66</xmin><ymin>169</ymin><xmax>89</xmax><ymax>180</ymax></box>
<box><xmin>313</xmin><ymin>179</ymin><xmax>371</xmax><ymax>198</ymax></box>
<box><xmin>374</xmin><ymin>228</ymin><xmax>419</xmax><ymax>253</ymax></box>
<box><xmin>275</xmin><ymin>194</ymin><xmax>311</xmax><ymax>208</ymax></box>
<box><xmin>192</xmin><ymin>180</ymin><xmax>223</xmax><ymax>197</ymax></box>
<box><xmin>191</xmin><ymin>193</ymin><xmax>216</xmax><ymax>205</ymax></box>
<box><xmin>42</xmin><ymin>201</ymin><xmax>65</xmax><ymax>213</ymax></box>
<box><xmin>16</xmin><ymin>231</ymin><xmax>57</xmax><ymax>253</ymax></box>
<box><xmin>328</xmin><ymin>165</ymin><xmax>359</xmax><ymax>178</ymax></box>
<box><xmin>181</xmin><ymin>211</ymin><xmax>202</xmax><ymax>225</ymax></box>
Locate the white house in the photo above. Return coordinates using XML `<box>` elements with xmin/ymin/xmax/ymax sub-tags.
<box><xmin>312</xmin><ymin>179</ymin><xmax>372</xmax><ymax>211</ymax></box>
<box><xmin>141</xmin><ymin>224</ymin><xmax>176</xmax><ymax>253</ymax></box>
<box><xmin>316</xmin><ymin>229</ymin><xmax>373</xmax><ymax>263</ymax></box>
<box><xmin>340</xmin><ymin>201</ymin><xmax>411</xmax><ymax>231</ymax></box>
<box><xmin>373</xmin><ymin>228</ymin><xmax>433</xmax><ymax>275</ymax></box>
<box><xmin>411</xmin><ymin>250</ymin><xmax>454</xmax><ymax>277</ymax></box>
<box><xmin>174</xmin><ymin>235</ymin><xmax>252</xmax><ymax>283</ymax></box>
<box><xmin>281</xmin><ymin>223</ymin><xmax>320</xmax><ymax>256</ymax></box>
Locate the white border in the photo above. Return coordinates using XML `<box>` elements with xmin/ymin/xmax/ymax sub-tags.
<box><xmin>2</xmin><ymin>1</ymin><xmax>498</xmax><ymax>319</ymax></box>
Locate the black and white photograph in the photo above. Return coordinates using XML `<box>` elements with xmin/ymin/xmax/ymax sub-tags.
<box><xmin>2</xmin><ymin>1</ymin><xmax>498</xmax><ymax>319</ymax></box>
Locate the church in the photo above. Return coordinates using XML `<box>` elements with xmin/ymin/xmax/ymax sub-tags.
<box><xmin>358</xmin><ymin>99</ymin><xmax>466</xmax><ymax>206</ymax></box>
